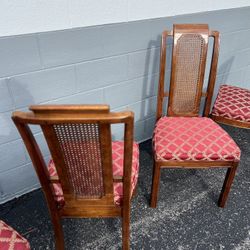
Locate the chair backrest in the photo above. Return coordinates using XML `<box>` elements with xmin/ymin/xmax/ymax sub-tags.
<box><xmin>12</xmin><ymin>105</ymin><xmax>134</xmax><ymax>216</ymax></box>
<box><xmin>156</xmin><ymin>24</ymin><xmax>220</xmax><ymax>120</ymax></box>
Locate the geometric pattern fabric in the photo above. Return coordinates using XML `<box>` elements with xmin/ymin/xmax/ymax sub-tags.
<box><xmin>0</xmin><ymin>220</ymin><xmax>30</xmax><ymax>250</ymax></box>
<box><xmin>211</xmin><ymin>84</ymin><xmax>250</xmax><ymax>122</ymax></box>
<box><xmin>153</xmin><ymin>117</ymin><xmax>241</xmax><ymax>161</ymax></box>
<box><xmin>48</xmin><ymin>141</ymin><xmax>139</xmax><ymax>206</ymax></box>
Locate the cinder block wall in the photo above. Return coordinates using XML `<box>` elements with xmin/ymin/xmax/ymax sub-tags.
<box><xmin>0</xmin><ymin>7</ymin><xmax>250</xmax><ymax>203</ymax></box>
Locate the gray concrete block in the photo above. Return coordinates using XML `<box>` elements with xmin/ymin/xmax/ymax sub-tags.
<box><xmin>0</xmin><ymin>140</ymin><xmax>26</xmax><ymax>172</ymax></box>
<box><xmin>101</xmin><ymin>20</ymin><xmax>152</xmax><ymax>56</ymax></box>
<box><xmin>240</xmin><ymin>80</ymin><xmax>250</xmax><ymax>89</ymax></box>
<box><xmin>111</xmin><ymin>124</ymin><xmax>124</xmax><ymax>141</ymax></box>
<box><xmin>218</xmin><ymin>49</ymin><xmax>250</xmax><ymax>75</ymax></box>
<box><xmin>150</xmin><ymin>17</ymin><xmax>175</xmax><ymax>46</ymax></box>
<box><xmin>144</xmin><ymin>116</ymin><xmax>156</xmax><ymax>140</ymax></box>
<box><xmin>34</xmin><ymin>133</ymin><xmax>50</xmax><ymax>158</ymax></box>
<box><xmin>0</xmin><ymin>78</ymin><xmax>14</xmax><ymax>112</ymax></box>
<box><xmin>38</xmin><ymin>27</ymin><xmax>103</xmax><ymax>67</ymax></box>
<box><xmin>43</xmin><ymin>89</ymin><xmax>104</xmax><ymax>105</ymax></box>
<box><xmin>221</xmin><ymin>31</ymin><xmax>250</xmax><ymax>54</ymax></box>
<box><xmin>209</xmin><ymin>7</ymin><xmax>250</xmax><ymax>33</ymax></box>
<box><xmin>0</xmin><ymin>163</ymin><xmax>38</xmax><ymax>198</ymax></box>
<box><xmin>128</xmin><ymin>48</ymin><xmax>160</xmax><ymax>79</ymax></box>
<box><xmin>127</xmin><ymin>96</ymin><xmax>157</xmax><ymax>122</ymax></box>
<box><xmin>76</xmin><ymin>55</ymin><xmax>128</xmax><ymax>92</ymax></box>
<box><xmin>0</xmin><ymin>111</ymin><xmax>19</xmax><ymax>144</ymax></box>
<box><xmin>244</xmin><ymin>65</ymin><xmax>250</xmax><ymax>84</ymax></box>
<box><xmin>171</xmin><ymin>7</ymin><xmax>250</xmax><ymax>34</ymax></box>
<box><xmin>0</xmin><ymin>35</ymin><xmax>41</xmax><ymax>77</ymax></box>
<box><xmin>9</xmin><ymin>66</ymin><xmax>76</xmax><ymax>108</ymax></box>
<box><xmin>104</xmin><ymin>74</ymin><xmax>158</xmax><ymax>109</ymax></box>
<box><xmin>217</xmin><ymin>69</ymin><xmax>246</xmax><ymax>86</ymax></box>
<box><xmin>134</xmin><ymin>120</ymin><xmax>145</xmax><ymax>142</ymax></box>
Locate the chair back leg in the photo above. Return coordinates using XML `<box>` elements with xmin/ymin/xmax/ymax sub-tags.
<box><xmin>150</xmin><ymin>162</ymin><xmax>161</xmax><ymax>208</ymax></box>
<box><xmin>51</xmin><ymin>213</ymin><xmax>65</xmax><ymax>250</ymax></box>
<box><xmin>122</xmin><ymin>206</ymin><xmax>130</xmax><ymax>250</ymax></box>
<box><xmin>218</xmin><ymin>162</ymin><xmax>239</xmax><ymax>208</ymax></box>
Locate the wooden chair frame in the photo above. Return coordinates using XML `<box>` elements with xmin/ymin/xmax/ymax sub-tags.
<box><xmin>151</xmin><ymin>24</ymin><xmax>239</xmax><ymax>208</ymax></box>
<box><xmin>211</xmin><ymin>112</ymin><xmax>250</xmax><ymax>129</ymax></box>
<box><xmin>12</xmin><ymin>105</ymin><xmax>135</xmax><ymax>250</ymax></box>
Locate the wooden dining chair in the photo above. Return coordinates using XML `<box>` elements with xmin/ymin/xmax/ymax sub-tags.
<box><xmin>150</xmin><ymin>24</ymin><xmax>241</xmax><ymax>208</ymax></box>
<box><xmin>12</xmin><ymin>105</ymin><xmax>139</xmax><ymax>250</ymax></box>
<box><xmin>0</xmin><ymin>220</ymin><xmax>30</xmax><ymax>250</ymax></box>
<box><xmin>211</xmin><ymin>84</ymin><xmax>250</xmax><ymax>129</ymax></box>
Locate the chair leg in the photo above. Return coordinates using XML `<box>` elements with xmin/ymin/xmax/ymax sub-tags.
<box><xmin>122</xmin><ymin>206</ymin><xmax>130</xmax><ymax>250</ymax></box>
<box><xmin>218</xmin><ymin>162</ymin><xmax>238</xmax><ymax>208</ymax></box>
<box><xmin>150</xmin><ymin>161</ymin><xmax>161</xmax><ymax>208</ymax></box>
<box><xmin>132</xmin><ymin>184</ymin><xmax>138</xmax><ymax>198</ymax></box>
<box><xmin>51</xmin><ymin>213</ymin><xmax>65</xmax><ymax>250</ymax></box>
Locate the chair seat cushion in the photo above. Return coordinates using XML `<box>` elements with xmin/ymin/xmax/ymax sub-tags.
<box><xmin>211</xmin><ymin>84</ymin><xmax>250</xmax><ymax>122</ymax></box>
<box><xmin>48</xmin><ymin>141</ymin><xmax>139</xmax><ymax>206</ymax></box>
<box><xmin>0</xmin><ymin>220</ymin><xmax>30</xmax><ymax>250</ymax></box>
<box><xmin>153</xmin><ymin>117</ymin><xmax>241</xmax><ymax>161</ymax></box>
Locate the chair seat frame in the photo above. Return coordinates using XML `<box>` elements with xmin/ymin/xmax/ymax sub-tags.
<box><xmin>211</xmin><ymin>113</ymin><xmax>250</xmax><ymax>129</ymax></box>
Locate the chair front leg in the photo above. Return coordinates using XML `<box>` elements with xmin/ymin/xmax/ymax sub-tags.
<box><xmin>218</xmin><ymin>162</ymin><xmax>238</xmax><ymax>208</ymax></box>
<box><xmin>150</xmin><ymin>161</ymin><xmax>161</xmax><ymax>208</ymax></box>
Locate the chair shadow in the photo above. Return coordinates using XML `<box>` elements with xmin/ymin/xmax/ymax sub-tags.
<box><xmin>139</xmin><ymin>34</ymin><xmax>173</xmax><ymax>205</ymax></box>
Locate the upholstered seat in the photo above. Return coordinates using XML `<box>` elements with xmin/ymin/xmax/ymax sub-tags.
<box><xmin>0</xmin><ymin>220</ymin><xmax>30</xmax><ymax>250</ymax></box>
<box><xmin>153</xmin><ymin>117</ymin><xmax>241</xmax><ymax>162</ymax></box>
<box><xmin>49</xmin><ymin>141</ymin><xmax>139</xmax><ymax>206</ymax></box>
<box><xmin>212</xmin><ymin>85</ymin><xmax>250</xmax><ymax>123</ymax></box>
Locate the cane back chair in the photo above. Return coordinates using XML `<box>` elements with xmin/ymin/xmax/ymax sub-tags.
<box><xmin>211</xmin><ymin>84</ymin><xmax>250</xmax><ymax>129</ymax></box>
<box><xmin>12</xmin><ymin>105</ymin><xmax>139</xmax><ymax>250</ymax></box>
<box><xmin>150</xmin><ymin>24</ymin><xmax>241</xmax><ymax>208</ymax></box>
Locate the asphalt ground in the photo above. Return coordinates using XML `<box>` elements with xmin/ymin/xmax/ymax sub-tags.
<box><xmin>1</xmin><ymin>124</ymin><xmax>249</xmax><ymax>250</ymax></box>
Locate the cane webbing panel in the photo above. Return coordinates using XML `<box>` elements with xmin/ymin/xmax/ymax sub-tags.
<box><xmin>171</xmin><ymin>33</ymin><xmax>207</xmax><ymax>115</ymax></box>
<box><xmin>53</xmin><ymin>123</ymin><xmax>104</xmax><ymax>198</ymax></box>
<box><xmin>48</xmin><ymin>141</ymin><xmax>140</xmax><ymax>206</ymax></box>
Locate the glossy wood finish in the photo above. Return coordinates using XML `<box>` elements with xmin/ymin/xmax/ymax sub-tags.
<box><xmin>211</xmin><ymin>114</ymin><xmax>250</xmax><ymax>129</ymax></box>
<box><xmin>12</xmin><ymin>105</ymin><xmax>135</xmax><ymax>250</ymax></box>
<box><xmin>203</xmin><ymin>31</ymin><xmax>220</xmax><ymax>117</ymax></box>
<box><xmin>151</xmin><ymin>24</ymin><xmax>239</xmax><ymax>208</ymax></box>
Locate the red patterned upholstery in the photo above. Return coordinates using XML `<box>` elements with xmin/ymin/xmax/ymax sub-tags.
<box><xmin>212</xmin><ymin>84</ymin><xmax>250</xmax><ymax>122</ymax></box>
<box><xmin>153</xmin><ymin>117</ymin><xmax>241</xmax><ymax>161</ymax></box>
<box><xmin>48</xmin><ymin>141</ymin><xmax>139</xmax><ymax>206</ymax></box>
<box><xmin>0</xmin><ymin>221</ymin><xmax>30</xmax><ymax>250</ymax></box>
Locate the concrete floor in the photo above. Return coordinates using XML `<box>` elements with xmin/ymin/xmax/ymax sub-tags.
<box><xmin>1</xmin><ymin>124</ymin><xmax>249</xmax><ymax>249</ymax></box>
